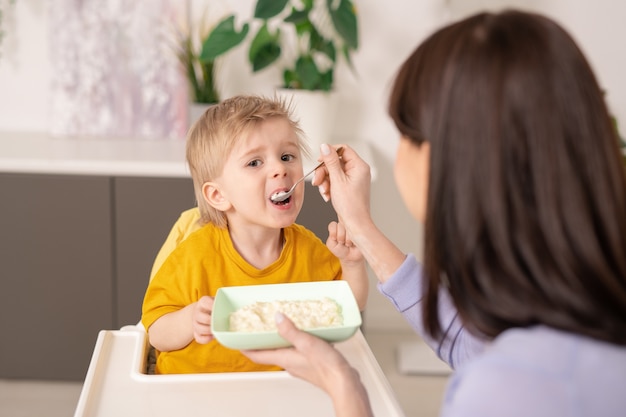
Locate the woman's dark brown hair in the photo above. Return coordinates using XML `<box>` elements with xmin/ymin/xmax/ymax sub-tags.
<box><xmin>388</xmin><ymin>10</ymin><xmax>626</xmax><ymax>344</ymax></box>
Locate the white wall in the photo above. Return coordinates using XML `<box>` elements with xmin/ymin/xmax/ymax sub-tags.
<box><xmin>0</xmin><ymin>0</ymin><xmax>50</xmax><ymax>132</ymax></box>
<box><xmin>1</xmin><ymin>0</ymin><xmax>625</xmax><ymax>331</ymax></box>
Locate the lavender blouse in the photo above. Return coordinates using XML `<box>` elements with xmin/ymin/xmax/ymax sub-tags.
<box><xmin>378</xmin><ymin>254</ymin><xmax>626</xmax><ymax>416</ymax></box>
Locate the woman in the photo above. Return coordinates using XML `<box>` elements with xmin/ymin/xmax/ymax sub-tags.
<box><xmin>244</xmin><ymin>9</ymin><xmax>626</xmax><ymax>417</ymax></box>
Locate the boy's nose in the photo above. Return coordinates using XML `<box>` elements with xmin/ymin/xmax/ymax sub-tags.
<box><xmin>273</xmin><ymin>170</ymin><xmax>287</xmax><ymax>178</ymax></box>
<box><xmin>271</xmin><ymin>161</ymin><xmax>288</xmax><ymax>178</ymax></box>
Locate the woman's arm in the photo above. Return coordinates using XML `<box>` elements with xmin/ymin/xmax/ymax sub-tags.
<box><xmin>379</xmin><ymin>254</ymin><xmax>486</xmax><ymax>368</ymax></box>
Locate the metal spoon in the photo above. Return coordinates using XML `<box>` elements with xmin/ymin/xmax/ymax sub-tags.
<box><xmin>270</xmin><ymin>146</ymin><xmax>344</xmax><ymax>202</ymax></box>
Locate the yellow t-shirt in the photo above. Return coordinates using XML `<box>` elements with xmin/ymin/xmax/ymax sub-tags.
<box><xmin>149</xmin><ymin>208</ymin><xmax>203</xmax><ymax>282</ymax></box>
<box><xmin>141</xmin><ymin>222</ymin><xmax>342</xmax><ymax>374</ymax></box>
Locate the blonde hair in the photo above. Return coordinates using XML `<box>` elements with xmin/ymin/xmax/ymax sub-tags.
<box><xmin>186</xmin><ymin>95</ymin><xmax>309</xmax><ymax>227</ymax></box>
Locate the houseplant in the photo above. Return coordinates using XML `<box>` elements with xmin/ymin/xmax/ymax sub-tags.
<box><xmin>195</xmin><ymin>0</ymin><xmax>359</xmax><ymax>150</ymax></box>
<box><xmin>247</xmin><ymin>0</ymin><xmax>359</xmax><ymax>91</ymax></box>
<box><xmin>175</xmin><ymin>14</ymin><xmax>248</xmax><ymax>106</ymax></box>
<box><xmin>197</xmin><ymin>0</ymin><xmax>359</xmax><ymax>91</ymax></box>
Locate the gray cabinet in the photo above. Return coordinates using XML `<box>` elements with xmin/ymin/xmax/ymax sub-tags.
<box><xmin>0</xmin><ymin>174</ymin><xmax>335</xmax><ymax>381</ymax></box>
<box><xmin>0</xmin><ymin>173</ymin><xmax>114</xmax><ymax>381</ymax></box>
<box><xmin>114</xmin><ymin>177</ymin><xmax>197</xmax><ymax>327</ymax></box>
<box><xmin>0</xmin><ymin>173</ymin><xmax>194</xmax><ymax>381</ymax></box>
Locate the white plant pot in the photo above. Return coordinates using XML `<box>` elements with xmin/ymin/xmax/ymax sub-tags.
<box><xmin>276</xmin><ymin>89</ymin><xmax>338</xmax><ymax>162</ymax></box>
<box><xmin>188</xmin><ymin>102</ymin><xmax>214</xmax><ymax>130</ymax></box>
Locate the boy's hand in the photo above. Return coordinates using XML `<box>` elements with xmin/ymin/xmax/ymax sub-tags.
<box><xmin>326</xmin><ymin>221</ymin><xmax>364</xmax><ymax>264</ymax></box>
<box><xmin>193</xmin><ymin>296</ymin><xmax>215</xmax><ymax>344</ymax></box>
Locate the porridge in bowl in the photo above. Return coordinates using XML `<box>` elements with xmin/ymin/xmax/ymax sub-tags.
<box><xmin>229</xmin><ymin>298</ymin><xmax>343</xmax><ymax>332</ymax></box>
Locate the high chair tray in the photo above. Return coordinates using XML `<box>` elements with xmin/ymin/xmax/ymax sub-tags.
<box><xmin>74</xmin><ymin>326</ymin><xmax>405</xmax><ymax>417</ymax></box>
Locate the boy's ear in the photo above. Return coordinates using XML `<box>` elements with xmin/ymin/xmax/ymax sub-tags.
<box><xmin>202</xmin><ymin>182</ymin><xmax>231</xmax><ymax>212</ymax></box>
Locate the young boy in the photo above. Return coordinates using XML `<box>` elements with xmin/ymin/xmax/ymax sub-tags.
<box><xmin>141</xmin><ymin>95</ymin><xmax>368</xmax><ymax>374</ymax></box>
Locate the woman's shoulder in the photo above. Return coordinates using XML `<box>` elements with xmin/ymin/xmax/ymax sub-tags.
<box><xmin>443</xmin><ymin>326</ymin><xmax>626</xmax><ymax>416</ymax></box>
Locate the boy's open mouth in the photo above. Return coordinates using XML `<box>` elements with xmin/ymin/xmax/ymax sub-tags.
<box><xmin>271</xmin><ymin>196</ymin><xmax>291</xmax><ymax>206</ymax></box>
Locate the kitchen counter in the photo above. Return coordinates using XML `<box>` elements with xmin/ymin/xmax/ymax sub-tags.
<box><xmin>0</xmin><ymin>131</ymin><xmax>189</xmax><ymax>178</ymax></box>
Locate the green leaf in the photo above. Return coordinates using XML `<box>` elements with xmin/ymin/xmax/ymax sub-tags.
<box><xmin>294</xmin><ymin>19</ymin><xmax>314</xmax><ymax>38</ymax></box>
<box><xmin>200</xmin><ymin>15</ymin><xmax>249</xmax><ymax>61</ymax></box>
<box><xmin>249</xmin><ymin>24</ymin><xmax>281</xmax><ymax>72</ymax></box>
<box><xmin>295</xmin><ymin>56</ymin><xmax>322</xmax><ymax>90</ymax></box>
<box><xmin>318</xmin><ymin>70</ymin><xmax>333</xmax><ymax>91</ymax></box>
<box><xmin>251</xmin><ymin>43</ymin><xmax>282</xmax><ymax>72</ymax></box>
<box><xmin>341</xmin><ymin>44</ymin><xmax>356</xmax><ymax>72</ymax></box>
<box><xmin>285</xmin><ymin>57</ymin><xmax>333</xmax><ymax>91</ymax></box>
<box><xmin>284</xmin><ymin>9</ymin><xmax>309</xmax><ymax>24</ymax></box>
<box><xmin>327</xmin><ymin>0</ymin><xmax>358</xmax><ymax>49</ymax></box>
<box><xmin>255</xmin><ymin>0</ymin><xmax>290</xmax><ymax>19</ymax></box>
<box><xmin>310</xmin><ymin>30</ymin><xmax>336</xmax><ymax>62</ymax></box>
<box><xmin>283</xmin><ymin>69</ymin><xmax>298</xmax><ymax>89</ymax></box>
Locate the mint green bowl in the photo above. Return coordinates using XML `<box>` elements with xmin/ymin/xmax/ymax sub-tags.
<box><xmin>212</xmin><ymin>281</ymin><xmax>362</xmax><ymax>350</ymax></box>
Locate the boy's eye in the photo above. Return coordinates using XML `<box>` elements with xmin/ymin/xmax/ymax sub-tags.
<box><xmin>248</xmin><ymin>159</ymin><xmax>261</xmax><ymax>167</ymax></box>
<box><xmin>281</xmin><ymin>154</ymin><xmax>295</xmax><ymax>162</ymax></box>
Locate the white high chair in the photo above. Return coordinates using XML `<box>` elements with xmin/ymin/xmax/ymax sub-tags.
<box><xmin>74</xmin><ymin>323</ymin><xmax>404</xmax><ymax>416</ymax></box>
<box><xmin>74</xmin><ymin>208</ymin><xmax>405</xmax><ymax>416</ymax></box>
